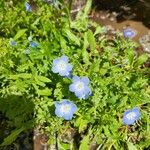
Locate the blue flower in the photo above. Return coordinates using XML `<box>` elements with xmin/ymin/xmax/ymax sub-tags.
<box><xmin>23</xmin><ymin>49</ymin><xmax>30</xmax><ymax>54</ymax></box>
<box><xmin>69</xmin><ymin>76</ymin><xmax>92</xmax><ymax>99</ymax></box>
<box><xmin>54</xmin><ymin>100</ymin><xmax>77</xmax><ymax>120</ymax></box>
<box><xmin>29</xmin><ymin>41</ymin><xmax>38</xmax><ymax>48</ymax></box>
<box><xmin>25</xmin><ymin>3</ymin><xmax>32</xmax><ymax>12</ymax></box>
<box><xmin>28</xmin><ymin>36</ymin><xmax>32</xmax><ymax>41</ymax></box>
<box><xmin>64</xmin><ymin>71</ymin><xmax>72</xmax><ymax>79</ymax></box>
<box><xmin>51</xmin><ymin>56</ymin><xmax>73</xmax><ymax>77</ymax></box>
<box><xmin>123</xmin><ymin>107</ymin><xmax>141</xmax><ymax>125</ymax></box>
<box><xmin>123</xmin><ymin>28</ymin><xmax>137</xmax><ymax>38</ymax></box>
<box><xmin>9</xmin><ymin>39</ymin><xmax>16</xmax><ymax>46</ymax></box>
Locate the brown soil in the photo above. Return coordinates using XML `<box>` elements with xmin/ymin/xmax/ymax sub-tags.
<box><xmin>92</xmin><ymin>0</ymin><xmax>150</xmax><ymax>27</ymax></box>
<box><xmin>92</xmin><ymin>11</ymin><xmax>150</xmax><ymax>42</ymax></box>
<box><xmin>72</xmin><ymin>0</ymin><xmax>150</xmax><ymax>42</ymax></box>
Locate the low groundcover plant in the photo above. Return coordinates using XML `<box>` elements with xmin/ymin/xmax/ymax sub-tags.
<box><xmin>0</xmin><ymin>0</ymin><xmax>150</xmax><ymax>149</ymax></box>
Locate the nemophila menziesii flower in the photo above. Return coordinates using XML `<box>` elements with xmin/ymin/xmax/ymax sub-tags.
<box><xmin>23</xmin><ymin>49</ymin><xmax>30</xmax><ymax>54</ymax></box>
<box><xmin>51</xmin><ymin>56</ymin><xmax>73</xmax><ymax>77</ymax></box>
<box><xmin>55</xmin><ymin>100</ymin><xmax>77</xmax><ymax>120</ymax></box>
<box><xmin>30</xmin><ymin>41</ymin><xmax>38</xmax><ymax>48</ymax></box>
<box><xmin>28</xmin><ymin>36</ymin><xmax>32</xmax><ymax>41</ymax></box>
<box><xmin>123</xmin><ymin>107</ymin><xmax>141</xmax><ymax>125</ymax></box>
<box><xmin>123</xmin><ymin>28</ymin><xmax>137</xmax><ymax>38</ymax></box>
<box><xmin>69</xmin><ymin>76</ymin><xmax>92</xmax><ymax>99</ymax></box>
<box><xmin>9</xmin><ymin>39</ymin><xmax>16</xmax><ymax>46</ymax></box>
<box><xmin>25</xmin><ymin>3</ymin><xmax>32</xmax><ymax>12</ymax></box>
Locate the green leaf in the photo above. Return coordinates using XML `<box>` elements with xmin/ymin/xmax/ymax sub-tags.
<box><xmin>1</xmin><ymin>127</ymin><xmax>25</xmax><ymax>146</ymax></box>
<box><xmin>135</xmin><ymin>54</ymin><xmax>149</xmax><ymax>67</ymax></box>
<box><xmin>37</xmin><ymin>88</ymin><xmax>52</xmax><ymax>96</ymax></box>
<box><xmin>87</xmin><ymin>30</ymin><xmax>97</xmax><ymax>55</ymax></box>
<box><xmin>60</xmin><ymin>36</ymin><xmax>67</xmax><ymax>52</ymax></box>
<box><xmin>14</xmin><ymin>29</ymin><xmax>27</xmax><ymax>40</ymax></box>
<box><xmin>126</xmin><ymin>49</ymin><xmax>134</xmax><ymax>66</ymax></box>
<box><xmin>103</xmin><ymin>126</ymin><xmax>111</xmax><ymax>137</ymax></box>
<box><xmin>99</xmin><ymin>68</ymin><xmax>107</xmax><ymax>75</ymax></box>
<box><xmin>65</xmin><ymin>29</ymin><xmax>80</xmax><ymax>46</ymax></box>
<box><xmin>94</xmin><ymin>26</ymin><xmax>102</xmax><ymax>35</ymax></box>
<box><xmin>82</xmin><ymin>32</ymin><xmax>90</xmax><ymax>64</ymax></box>
<box><xmin>36</xmin><ymin>75</ymin><xmax>51</xmax><ymax>83</ymax></box>
<box><xmin>79</xmin><ymin>119</ymin><xmax>88</xmax><ymax>133</ymax></box>
<box><xmin>83</xmin><ymin>0</ymin><xmax>92</xmax><ymax>17</ymax></box>
<box><xmin>34</xmin><ymin>77</ymin><xmax>46</xmax><ymax>87</ymax></box>
<box><xmin>58</xmin><ymin>141</ymin><xmax>70</xmax><ymax>150</ymax></box>
<box><xmin>9</xmin><ymin>73</ymin><xmax>32</xmax><ymax>79</ymax></box>
<box><xmin>79</xmin><ymin>135</ymin><xmax>89</xmax><ymax>150</ymax></box>
<box><xmin>90</xmin><ymin>59</ymin><xmax>100</xmax><ymax>73</ymax></box>
<box><xmin>127</xmin><ymin>142</ymin><xmax>138</xmax><ymax>150</ymax></box>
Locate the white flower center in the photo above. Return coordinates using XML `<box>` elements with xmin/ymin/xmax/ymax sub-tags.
<box><xmin>60</xmin><ymin>104</ymin><xmax>71</xmax><ymax>114</ymax></box>
<box><xmin>57</xmin><ymin>61</ymin><xmax>67</xmax><ymax>71</ymax></box>
<box><xmin>76</xmin><ymin>82</ymin><xmax>84</xmax><ymax>90</ymax></box>
<box><xmin>126</xmin><ymin>112</ymin><xmax>136</xmax><ymax>120</ymax></box>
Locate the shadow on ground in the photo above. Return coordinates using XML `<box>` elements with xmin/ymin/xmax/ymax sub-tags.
<box><xmin>0</xmin><ymin>95</ymin><xmax>34</xmax><ymax>150</ymax></box>
<box><xmin>93</xmin><ymin>0</ymin><xmax>150</xmax><ymax>28</ymax></box>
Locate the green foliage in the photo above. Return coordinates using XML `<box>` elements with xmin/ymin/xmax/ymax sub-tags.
<box><xmin>1</xmin><ymin>127</ymin><xmax>25</xmax><ymax>146</ymax></box>
<box><xmin>0</xmin><ymin>0</ymin><xmax>150</xmax><ymax>149</ymax></box>
<box><xmin>79</xmin><ymin>135</ymin><xmax>90</xmax><ymax>150</ymax></box>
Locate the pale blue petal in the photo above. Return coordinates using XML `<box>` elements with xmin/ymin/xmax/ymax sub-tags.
<box><xmin>132</xmin><ymin>107</ymin><xmax>141</xmax><ymax>120</ymax></box>
<box><xmin>65</xmin><ymin>71</ymin><xmax>72</xmax><ymax>78</ymax></box>
<box><xmin>53</xmin><ymin>59</ymin><xmax>60</xmax><ymax>65</ymax></box>
<box><xmin>54</xmin><ymin>102</ymin><xmax>60</xmax><ymax>107</ymax></box>
<box><xmin>59</xmin><ymin>70</ymin><xmax>69</xmax><ymax>76</ymax></box>
<box><xmin>55</xmin><ymin>108</ymin><xmax>63</xmax><ymax>117</ymax></box>
<box><xmin>123</xmin><ymin>28</ymin><xmax>136</xmax><ymax>38</ymax></box>
<box><xmin>123</xmin><ymin>109</ymin><xmax>132</xmax><ymax>116</ymax></box>
<box><xmin>123</xmin><ymin>116</ymin><xmax>135</xmax><ymax>125</ymax></box>
<box><xmin>52</xmin><ymin>66</ymin><xmax>59</xmax><ymax>73</ymax></box>
<box><xmin>63</xmin><ymin>113</ymin><xmax>73</xmax><ymax>120</ymax></box>
<box><xmin>66</xmin><ymin>64</ymin><xmax>73</xmax><ymax>72</ymax></box>
<box><xmin>74</xmin><ymin>89</ymin><xmax>85</xmax><ymax>98</ymax></box>
<box><xmin>55</xmin><ymin>102</ymin><xmax>63</xmax><ymax>117</ymax></box>
<box><xmin>72</xmin><ymin>76</ymin><xmax>80</xmax><ymax>82</ymax></box>
<box><xmin>10</xmin><ymin>40</ymin><xmax>16</xmax><ymax>46</ymax></box>
<box><xmin>69</xmin><ymin>84</ymin><xmax>76</xmax><ymax>92</ymax></box>
<box><xmin>60</xmin><ymin>56</ymin><xmax>68</xmax><ymax>63</ymax></box>
<box><xmin>75</xmin><ymin>87</ymin><xmax>91</xmax><ymax>99</ymax></box>
<box><xmin>71</xmin><ymin>103</ymin><xmax>77</xmax><ymax>113</ymax></box>
<box><xmin>24</xmin><ymin>49</ymin><xmax>30</xmax><ymax>54</ymax></box>
<box><xmin>30</xmin><ymin>41</ymin><xmax>38</xmax><ymax>48</ymax></box>
<box><xmin>81</xmin><ymin>77</ymin><xmax>90</xmax><ymax>85</ymax></box>
<box><xmin>25</xmin><ymin>3</ymin><xmax>32</xmax><ymax>12</ymax></box>
<box><xmin>62</xmin><ymin>99</ymin><xmax>70</xmax><ymax>104</ymax></box>
<box><xmin>28</xmin><ymin>36</ymin><xmax>32</xmax><ymax>41</ymax></box>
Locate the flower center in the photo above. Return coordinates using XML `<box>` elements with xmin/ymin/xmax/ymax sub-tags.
<box><xmin>126</xmin><ymin>112</ymin><xmax>136</xmax><ymax>120</ymax></box>
<box><xmin>60</xmin><ymin>104</ymin><xmax>71</xmax><ymax>114</ymax></box>
<box><xmin>58</xmin><ymin>61</ymin><xmax>67</xmax><ymax>70</ymax></box>
<box><xmin>76</xmin><ymin>82</ymin><xmax>84</xmax><ymax>90</ymax></box>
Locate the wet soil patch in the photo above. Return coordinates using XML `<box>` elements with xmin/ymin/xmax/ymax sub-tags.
<box><xmin>92</xmin><ymin>0</ymin><xmax>150</xmax><ymax>28</ymax></box>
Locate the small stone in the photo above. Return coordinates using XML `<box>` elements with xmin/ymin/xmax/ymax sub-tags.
<box><xmin>112</xmin><ymin>12</ymin><xmax>118</xmax><ymax>17</ymax></box>
<box><xmin>100</xmin><ymin>15</ymin><xmax>106</xmax><ymax>20</ymax></box>
<box><xmin>106</xmin><ymin>13</ymin><xmax>110</xmax><ymax>18</ymax></box>
<box><xmin>110</xmin><ymin>17</ymin><xmax>115</xmax><ymax>21</ymax></box>
<box><xmin>143</xmin><ymin>43</ymin><xmax>150</xmax><ymax>53</ymax></box>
